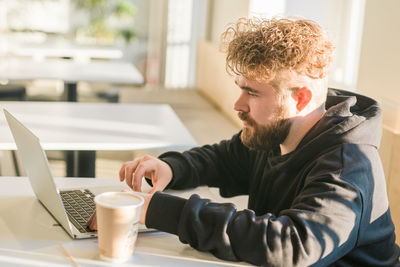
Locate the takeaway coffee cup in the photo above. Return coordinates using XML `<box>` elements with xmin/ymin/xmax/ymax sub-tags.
<box><xmin>94</xmin><ymin>191</ymin><xmax>144</xmax><ymax>263</ymax></box>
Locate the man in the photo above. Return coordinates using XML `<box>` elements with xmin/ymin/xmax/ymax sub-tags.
<box><xmin>88</xmin><ymin>17</ymin><xmax>400</xmax><ymax>266</ymax></box>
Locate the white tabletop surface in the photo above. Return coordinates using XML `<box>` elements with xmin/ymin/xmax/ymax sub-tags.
<box><xmin>0</xmin><ymin>58</ymin><xmax>143</xmax><ymax>85</ymax></box>
<box><xmin>10</xmin><ymin>43</ymin><xmax>123</xmax><ymax>61</ymax></box>
<box><xmin>0</xmin><ymin>101</ymin><xmax>197</xmax><ymax>151</ymax></box>
<box><xmin>0</xmin><ymin>177</ymin><xmax>250</xmax><ymax>266</ymax></box>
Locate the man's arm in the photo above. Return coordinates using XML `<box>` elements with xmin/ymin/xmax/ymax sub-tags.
<box><xmin>144</xmin><ymin>147</ymin><xmax>366</xmax><ymax>266</ymax></box>
<box><xmin>159</xmin><ymin>132</ymin><xmax>253</xmax><ymax>197</ymax></box>
<box><xmin>145</xmin><ymin>185</ymin><xmax>361</xmax><ymax>266</ymax></box>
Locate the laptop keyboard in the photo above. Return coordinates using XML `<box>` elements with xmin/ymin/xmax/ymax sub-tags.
<box><xmin>60</xmin><ymin>189</ymin><xmax>96</xmax><ymax>233</ymax></box>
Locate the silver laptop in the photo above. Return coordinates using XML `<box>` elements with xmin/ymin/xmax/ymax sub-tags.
<box><xmin>3</xmin><ymin>108</ymin><xmax>149</xmax><ymax>239</ymax></box>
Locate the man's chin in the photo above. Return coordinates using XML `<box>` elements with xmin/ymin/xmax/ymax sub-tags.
<box><xmin>240</xmin><ymin>130</ymin><xmax>253</xmax><ymax>146</ymax></box>
<box><xmin>242</xmin><ymin>124</ymin><xmax>254</xmax><ymax>133</ymax></box>
<box><xmin>240</xmin><ymin>128</ymin><xmax>276</xmax><ymax>151</ymax></box>
<box><xmin>241</xmin><ymin>128</ymin><xmax>251</xmax><ymax>138</ymax></box>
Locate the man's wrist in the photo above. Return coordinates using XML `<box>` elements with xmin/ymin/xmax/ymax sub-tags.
<box><xmin>145</xmin><ymin>192</ymin><xmax>187</xmax><ymax>235</ymax></box>
<box><xmin>138</xmin><ymin>192</ymin><xmax>152</xmax><ymax>225</ymax></box>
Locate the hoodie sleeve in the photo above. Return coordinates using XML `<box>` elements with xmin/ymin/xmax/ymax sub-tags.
<box><xmin>158</xmin><ymin>132</ymin><xmax>252</xmax><ymax>197</ymax></box>
<box><xmin>146</xmin><ymin>145</ymin><xmax>365</xmax><ymax>266</ymax></box>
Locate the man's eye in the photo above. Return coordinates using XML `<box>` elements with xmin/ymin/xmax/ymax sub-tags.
<box><xmin>248</xmin><ymin>91</ymin><xmax>257</xmax><ymax>97</ymax></box>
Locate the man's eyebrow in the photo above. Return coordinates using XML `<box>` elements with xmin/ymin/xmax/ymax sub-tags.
<box><xmin>234</xmin><ymin>80</ymin><xmax>260</xmax><ymax>93</ymax></box>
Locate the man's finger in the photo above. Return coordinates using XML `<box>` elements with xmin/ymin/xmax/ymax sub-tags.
<box><xmin>148</xmin><ymin>182</ymin><xmax>165</xmax><ymax>194</ymax></box>
<box><xmin>134</xmin><ymin>176</ymin><xmax>143</xmax><ymax>193</ymax></box>
<box><xmin>119</xmin><ymin>162</ymin><xmax>127</xmax><ymax>181</ymax></box>
<box><xmin>86</xmin><ymin>210</ymin><xmax>97</xmax><ymax>230</ymax></box>
<box><xmin>119</xmin><ymin>161</ymin><xmax>133</xmax><ymax>181</ymax></box>
<box><xmin>92</xmin><ymin>220</ymin><xmax>97</xmax><ymax>230</ymax></box>
<box><xmin>125</xmin><ymin>160</ymin><xmax>141</xmax><ymax>187</ymax></box>
<box><xmin>148</xmin><ymin>187</ymin><xmax>157</xmax><ymax>194</ymax></box>
<box><xmin>147</xmin><ymin>170</ymin><xmax>159</xmax><ymax>194</ymax></box>
<box><xmin>132</xmin><ymin>164</ymin><xmax>148</xmax><ymax>191</ymax></box>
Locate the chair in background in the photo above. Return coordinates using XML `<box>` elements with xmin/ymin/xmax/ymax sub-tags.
<box><xmin>0</xmin><ymin>84</ymin><xmax>27</xmax><ymax>101</ymax></box>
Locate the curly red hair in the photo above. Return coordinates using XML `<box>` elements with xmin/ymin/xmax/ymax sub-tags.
<box><xmin>221</xmin><ymin>17</ymin><xmax>334</xmax><ymax>82</ymax></box>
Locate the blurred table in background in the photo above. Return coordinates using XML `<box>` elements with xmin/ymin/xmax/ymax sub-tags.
<box><xmin>9</xmin><ymin>43</ymin><xmax>123</xmax><ymax>62</ymax></box>
<box><xmin>0</xmin><ymin>102</ymin><xmax>197</xmax><ymax>177</ymax></box>
<box><xmin>0</xmin><ymin>58</ymin><xmax>144</xmax><ymax>101</ymax></box>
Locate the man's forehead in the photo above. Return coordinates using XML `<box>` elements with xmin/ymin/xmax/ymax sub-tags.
<box><xmin>238</xmin><ymin>70</ymin><xmax>312</xmax><ymax>89</ymax></box>
<box><xmin>235</xmin><ymin>75</ymin><xmax>277</xmax><ymax>91</ymax></box>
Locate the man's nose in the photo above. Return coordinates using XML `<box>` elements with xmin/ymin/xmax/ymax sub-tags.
<box><xmin>234</xmin><ymin>92</ymin><xmax>249</xmax><ymax>113</ymax></box>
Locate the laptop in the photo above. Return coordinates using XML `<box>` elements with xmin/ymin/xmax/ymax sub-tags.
<box><xmin>3</xmin><ymin>108</ymin><xmax>149</xmax><ymax>239</ymax></box>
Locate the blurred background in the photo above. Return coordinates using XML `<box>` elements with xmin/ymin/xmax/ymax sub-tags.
<box><xmin>0</xmin><ymin>0</ymin><xmax>399</xmax><ymax>242</ymax></box>
<box><xmin>0</xmin><ymin>0</ymin><xmax>386</xmax><ymax>92</ymax></box>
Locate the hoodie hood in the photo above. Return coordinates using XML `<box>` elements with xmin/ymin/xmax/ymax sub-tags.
<box><xmin>298</xmin><ymin>88</ymin><xmax>382</xmax><ymax>151</ymax></box>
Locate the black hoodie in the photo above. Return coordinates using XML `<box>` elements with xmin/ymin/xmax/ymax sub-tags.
<box><xmin>146</xmin><ymin>89</ymin><xmax>400</xmax><ymax>266</ymax></box>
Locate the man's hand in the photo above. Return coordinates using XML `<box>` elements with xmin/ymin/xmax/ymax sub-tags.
<box><xmin>86</xmin><ymin>192</ymin><xmax>153</xmax><ymax>230</ymax></box>
<box><xmin>119</xmin><ymin>155</ymin><xmax>173</xmax><ymax>194</ymax></box>
<box><xmin>86</xmin><ymin>210</ymin><xmax>98</xmax><ymax>230</ymax></box>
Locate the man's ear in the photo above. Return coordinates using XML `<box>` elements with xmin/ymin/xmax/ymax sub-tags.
<box><xmin>292</xmin><ymin>87</ymin><xmax>312</xmax><ymax>113</ymax></box>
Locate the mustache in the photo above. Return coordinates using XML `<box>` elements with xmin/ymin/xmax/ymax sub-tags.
<box><xmin>237</xmin><ymin>112</ymin><xmax>255</xmax><ymax>126</ymax></box>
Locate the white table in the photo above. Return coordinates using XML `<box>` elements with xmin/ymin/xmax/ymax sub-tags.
<box><xmin>0</xmin><ymin>102</ymin><xmax>197</xmax><ymax>177</ymax></box>
<box><xmin>10</xmin><ymin>43</ymin><xmax>123</xmax><ymax>62</ymax></box>
<box><xmin>0</xmin><ymin>177</ymin><xmax>250</xmax><ymax>266</ymax></box>
<box><xmin>0</xmin><ymin>58</ymin><xmax>144</xmax><ymax>101</ymax></box>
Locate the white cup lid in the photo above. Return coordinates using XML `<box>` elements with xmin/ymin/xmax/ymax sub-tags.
<box><xmin>95</xmin><ymin>192</ymin><xmax>144</xmax><ymax>209</ymax></box>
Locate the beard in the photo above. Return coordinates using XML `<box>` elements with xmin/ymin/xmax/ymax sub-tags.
<box><xmin>238</xmin><ymin>107</ymin><xmax>291</xmax><ymax>151</ymax></box>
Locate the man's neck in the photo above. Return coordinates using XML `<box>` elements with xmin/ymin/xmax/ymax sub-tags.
<box><xmin>280</xmin><ymin>108</ymin><xmax>326</xmax><ymax>155</ymax></box>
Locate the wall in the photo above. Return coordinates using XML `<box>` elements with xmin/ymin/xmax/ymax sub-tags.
<box><xmin>208</xmin><ymin>0</ymin><xmax>249</xmax><ymax>45</ymax></box>
<box><xmin>357</xmin><ymin>0</ymin><xmax>400</xmax><ymax>131</ymax></box>
<box><xmin>356</xmin><ymin>0</ymin><xmax>400</xmax><ymax>244</ymax></box>
<box><xmin>195</xmin><ymin>0</ymin><xmax>249</xmax><ymax>125</ymax></box>
<box><xmin>196</xmin><ymin>40</ymin><xmax>241</xmax><ymax>127</ymax></box>
<box><xmin>357</xmin><ymin>0</ymin><xmax>400</xmax><ymax>103</ymax></box>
